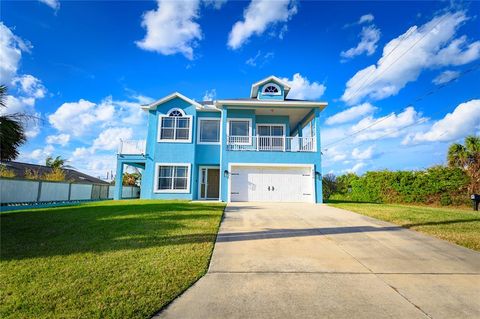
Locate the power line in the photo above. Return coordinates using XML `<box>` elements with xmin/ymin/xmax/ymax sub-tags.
<box><xmin>323</xmin><ymin>62</ymin><xmax>480</xmax><ymax>150</ymax></box>
<box><xmin>342</xmin><ymin>12</ymin><xmax>451</xmax><ymax>105</ymax></box>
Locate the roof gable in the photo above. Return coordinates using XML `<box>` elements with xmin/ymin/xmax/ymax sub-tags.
<box><xmin>250</xmin><ymin>75</ymin><xmax>291</xmax><ymax>98</ymax></box>
<box><xmin>141</xmin><ymin>92</ymin><xmax>203</xmax><ymax>111</ymax></box>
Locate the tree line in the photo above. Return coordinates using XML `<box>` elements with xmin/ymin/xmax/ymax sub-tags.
<box><xmin>323</xmin><ymin>136</ymin><xmax>480</xmax><ymax>206</ymax></box>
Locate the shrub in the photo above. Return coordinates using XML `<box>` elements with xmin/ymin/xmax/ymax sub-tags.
<box><xmin>330</xmin><ymin>166</ymin><xmax>470</xmax><ymax>206</ymax></box>
<box><xmin>0</xmin><ymin>165</ymin><xmax>15</xmax><ymax>178</ymax></box>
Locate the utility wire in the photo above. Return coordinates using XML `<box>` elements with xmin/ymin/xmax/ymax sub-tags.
<box><xmin>342</xmin><ymin>12</ymin><xmax>451</xmax><ymax>105</ymax></box>
<box><xmin>323</xmin><ymin>62</ymin><xmax>480</xmax><ymax>150</ymax></box>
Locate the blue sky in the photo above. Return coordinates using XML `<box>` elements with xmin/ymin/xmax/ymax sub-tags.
<box><xmin>1</xmin><ymin>0</ymin><xmax>479</xmax><ymax>178</ymax></box>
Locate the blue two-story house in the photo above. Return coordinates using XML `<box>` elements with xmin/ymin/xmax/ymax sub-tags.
<box><xmin>115</xmin><ymin>76</ymin><xmax>327</xmax><ymax>203</ymax></box>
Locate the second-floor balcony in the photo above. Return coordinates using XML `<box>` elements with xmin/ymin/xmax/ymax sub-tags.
<box><xmin>118</xmin><ymin>139</ymin><xmax>146</xmax><ymax>155</ymax></box>
<box><xmin>227</xmin><ymin>136</ymin><xmax>316</xmax><ymax>152</ymax></box>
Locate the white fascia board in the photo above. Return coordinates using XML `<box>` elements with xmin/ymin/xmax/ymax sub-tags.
<box><xmin>250</xmin><ymin>75</ymin><xmax>291</xmax><ymax>98</ymax></box>
<box><xmin>216</xmin><ymin>99</ymin><xmax>327</xmax><ymax>109</ymax></box>
<box><xmin>141</xmin><ymin>92</ymin><xmax>203</xmax><ymax>111</ymax></box>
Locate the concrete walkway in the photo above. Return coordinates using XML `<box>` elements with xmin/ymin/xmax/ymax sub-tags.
<box><xmin>155</xmin><ymin>203</ymin><xmax>480</xmax><ymax>319</ymax></box>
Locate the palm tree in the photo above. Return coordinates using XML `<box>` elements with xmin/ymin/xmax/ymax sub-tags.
<box><xmin>447</xmin><ymin>135</ymin><xmax>480</xmax><ymax>193</ymax></box>
<box><xmin>0</xmin><ymin>85</ymin><xmax>27</xmax><ymax>161</ymax></box>
<box><xmin>45</xmin><ymin>156</ymin><xmax>71</xmax><ymax>169</ymax></box>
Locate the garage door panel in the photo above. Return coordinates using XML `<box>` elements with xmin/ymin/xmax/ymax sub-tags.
<box><xmin>230</xmin><ymin>166</ymin><xmax>313</xmax><ymax>203</ymax></box>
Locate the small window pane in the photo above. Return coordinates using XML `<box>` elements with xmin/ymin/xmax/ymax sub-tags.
<box><xmin>159</xmin><ymin>177</ymin><xmax>172</xmax><ymax>190</ymax></box>
<box><xmin>175</xmin><ymin>128</ymin><xmax>189</xmax><ymax>140</ymax></box>
<box><xmin>174</xmin><ymin>178</ymin><xmax>187</xmax><ymax>190</ymax></box>
<box><xmin>229</xmin><ymin>121</ymin><xmax>249</xmax><ymax>136</ymax></box>
<box><xmin>177</xmin><ymin>118</ymin><xmax>190</xmax><ymax>128</ymax></box>
<box><xmin>162</xmin><ymin>117</ymin><xmax>175</xmax><ymax>128</ymax></box>
<box><xmin>160</xmin><ymin>166</ymin><xmax>173</xmax><ymax>177</ymax></box>
<box><xmin>175</xmin><ymin>166</ymin><xmax>187</xmax><ymax>178</ymax></box>
<box><xmin>161</xmin><ymin>128</ymin><xmax>174</xmax><ymax>139</ymax></box>
<box><xmin>200</xmin><ymin>119</ymin><xmax>220</xmax><ymax>143</ymax></box>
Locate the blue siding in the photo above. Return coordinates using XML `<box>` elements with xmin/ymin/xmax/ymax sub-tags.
<box><xmin>115</xmin><ymin>94</ymin><xmax>324</xmax><ymax>203</ymax></box>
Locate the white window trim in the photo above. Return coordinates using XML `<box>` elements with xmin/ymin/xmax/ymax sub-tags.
<box><xmin>227</xmin><ymin>118</ymin><xmax>252</xmax><ymax>145</ymax></box>
<box><xmin>154</xmin><ymin>163</ymin><xmax>191</xmax><ymax>193</ymax></box>
<box><xmin>166</xmin><ymin>108</ymin><xmax>186</xmax><ymax>116</ymax></box>
<box><xmin>261</xmin><ymin>83</ymin><xmax>282</xmax><ymax>96</ymax></box>
<box><xmin>197</xmin><ymin>117</ymin><xmax>221</xmax><ymax>145</ymax></box>
<box><xmin>157</xmin><ymin>113</ymin><xmax>193</xmax><ymax>143</ymax></box>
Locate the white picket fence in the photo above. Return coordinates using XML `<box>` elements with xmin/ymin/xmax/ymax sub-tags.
<box><xmin>0</xmin><ymin>178</ymin><xmax>140</xmax><ymax>205</ymax></box>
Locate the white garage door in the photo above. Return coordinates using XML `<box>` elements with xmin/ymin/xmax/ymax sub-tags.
<box><xmin>230</xmin><ymin>166</ymin><xmax>314</xmax><ymax>202</ymax></box>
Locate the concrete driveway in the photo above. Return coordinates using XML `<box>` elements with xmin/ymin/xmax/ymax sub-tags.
<box><xmin>156</xmin><ymin>203</ymin><xmax>480</xmax><ymax>319</ymax></box>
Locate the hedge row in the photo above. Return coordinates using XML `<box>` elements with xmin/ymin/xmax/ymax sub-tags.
<box><xmin>330</xmin><ymin>166</ymin><xmax>471</xmax><ymax>206</ymax></box>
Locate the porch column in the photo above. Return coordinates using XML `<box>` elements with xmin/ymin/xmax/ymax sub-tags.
<box><xmin>114</xmin><ymin>160</ymin><xmax>124</xmax><ymax>200</ymax></box>
<box><xmin>314</xmin><ymin>107</ymin><xmax>323</xmax><ymax>203</ymax></box>
<box><xmin>220</xmin><ymin>107</ymin><xmax>229</xmax><ymax>202</ymax></box>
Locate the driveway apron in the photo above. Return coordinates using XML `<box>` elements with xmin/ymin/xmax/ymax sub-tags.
<box><xmin>155</xmin><ymin>203</ymin><xmax>480</xmax><ymax>319</ymax></box>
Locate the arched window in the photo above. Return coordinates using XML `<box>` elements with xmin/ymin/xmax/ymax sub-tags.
<box><xmin>261</xmin><ymin>83</ymin><xmax>281</xmax><ymax>96</ymax></box>
<box><xmin>159</xmin><ymin>108</ymin><xmax>192</xmax><ymax>142</ymax></box>
<box><xmin>168</xmin><ymin>109</ymin><xmax>184</xmax><ymax>117</ymax></box>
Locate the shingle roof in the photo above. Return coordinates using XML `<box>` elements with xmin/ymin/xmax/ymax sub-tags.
<box><xmin>0</xmin><ymin>161</ymin><xmax>109</xmax><ymax>185</ymax></box>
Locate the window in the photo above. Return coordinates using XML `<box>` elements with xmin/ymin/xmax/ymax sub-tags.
<box><xmin>158</xmin><ymin>108</ymin><xmax>192</xmax><ymax>142</ymax></box>
<box><xmin>155</xmin><ymin>164</ymin><xmax>190</xmax><ymax>193</ymax></box>
<box><xmin>229</xmin><ymin>120</ymin><xmax>250</xmax><ymax>136</ymax></box>
<box><xmin>198</xmin><ymin>118</ymin><xmax>220</xmax><ymax>144</ymax></box>
<box><xmin>227</xmin><ymin>118</ymin><xmax>252</xmax><ymax>145</ymax></box>
<box><xmin>261</xmin><ymin>83</ymin><xmax>281</xmax><ymax>96</ymax></box>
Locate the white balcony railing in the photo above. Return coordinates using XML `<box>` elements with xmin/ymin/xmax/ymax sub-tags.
<box><xmin>227</xmin><ymin>136</ymin><xmax>316</xmax><ymax>152</ymax></box>
<box><xmin>118</xmin><ymin>139</ymin><xmax>146</xmax><ymax>155</ymax></box>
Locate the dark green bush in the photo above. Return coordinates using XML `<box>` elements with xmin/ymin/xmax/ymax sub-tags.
<box><xmin>330</xmin><ymin>166</ymin><xmax>470</xmax><ymax>206</ymax></box>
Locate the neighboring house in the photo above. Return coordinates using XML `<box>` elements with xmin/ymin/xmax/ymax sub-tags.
<box><xmin>1</xmin><ymin>161</ymin><xmax>109</xmax><ymax>185</ymax></box>
<box><xmin>115</xmin><ymin>76</ymin><xmax>327</xmax><ymax>203</ymax></box>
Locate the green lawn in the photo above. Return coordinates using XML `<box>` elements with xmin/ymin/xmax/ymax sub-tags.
<box><xmin>0</xmin><ymin>200</ymin><xmax>225</xmax><ymax>319</ymax></box>
<box><xmin>328</xmin><ymin>200</ymin><xmax>480</xmax><ymax>251</ymax></box>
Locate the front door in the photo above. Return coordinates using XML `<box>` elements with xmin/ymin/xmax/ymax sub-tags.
<box><xmin>199</xmin><ymin>167</ymin><xmax>220</xmax><ymax>200</ymax></box>
<box><xmin>257</xmin><ymin>125</ymin><xmax>284</xmax><ymax>151</ymax></box>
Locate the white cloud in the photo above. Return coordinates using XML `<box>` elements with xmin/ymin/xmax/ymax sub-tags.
<box><xmin>342</xmin><ymin>11</ymin><xmax>480</xmax><ymax>105</ymax></box>
<box><xmin>12</xmin><ymin>74</ymin><xmax>46</xmax><ymax>98</ymax></box>
<box><xmin>351</xmin><ymin>106</ymin><xmax>426</xmax><ymax>142</ymax></box>
<box><xmin>359</xmin><ymin>14</ymin><xmax>374</xmax><ymax>24</ymax></box>
<box><xmin>46</xmin><ymin>134</ymin><xmax>70</xmax><ymax>146</ymax></box>
<box><xmin>136</xmin><ymin>0</ymin><xmax>202</xmax><ymax>60</ymax></box>
<box><xmin>0</xmin><ymin>22</ymin><xmax>32</xmax><ymax>84</ymax></box>
<box><xmin>92</xmin><ymin>127</ymin><xmax>133</xmax><ymax>151</ymax></box>
<box><xmin>20</xmin><ymin>145</ymin><xmax>54</xmax><ymax>163</ymax></box>
<box><xmin>404</xmin><ymin>99</ymin><xmax>480</xmax><ymax>144</ymax></box>
<box><xmin>202</xmin><ymin>89</ymin><xmax>216</xmax><ymax>101</ymax></box>
<box><xmin>203</xmin><ymin>0</ymin><xmax>227</xmax><ymax>9</ymax></box>
<box><xmin>115</xmin><ymin>95</ymin><xmax>153</xmax><ymax>125</ymax></box>
<box><xmin>341</xmin><ymin>25</ymin><xmax>380</xmax><ymax>60</ymax></box>
<box><xmin>227</xmin><ymin>0</ymin><xmax>297</xmax><ymax>49</ymax></box>
<box><xmin>342</xmin><ymin>162</ymin><xmax>366</xmax><ymax>174</ymax></box>
<box><xmin>432</xmin><ymin>70</ymin><xmax>460</xmax><ymax>85</ymax></box>
<box><xmin>352</xmin><ymin>146</ymin><xmax>374</xmax><ymax>160</ymax></box>
<box><xmin>48</xmin><ymin>99</ymin><xmax>115</xmax><ymax>137</ymax></box>
<box><xmin>324</xmin><ymin>147</ymin><xmax>347</xmax><ymax>162</ymax></box>
<box><xmin>38</xmin><ymin>0</ymin><xmax>60</xmax><ymax>11</ymax></box>
<box><xmin>2</xmin><ymin>95</ymin><xmax>35</xmax><ymax>115</ymax></box>
<box><xmin>281</xmin><ymin>73</ymin><xmax>326</xmax><ymax>100</ymax></box>
<box><xmin>325</xmin><ymin>103</ymin><xmax>377</xmax><ymax>125</ymax></box>
<box><xmin>72</xmin><ymin>147</ymin><xmax>91</xmax><ymax>157</ymax></box>
<box><xmin>245</xmin><ymin>50</ymin><xmax>274</xmax><ymax>67</ymax></box>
